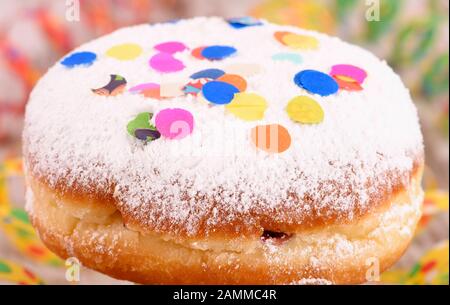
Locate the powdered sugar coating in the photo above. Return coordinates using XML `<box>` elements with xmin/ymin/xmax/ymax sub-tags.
<box><xmin>23</xmin><ymin>17</ymin><xmax>423</xmax><ymax>236</ymax></box>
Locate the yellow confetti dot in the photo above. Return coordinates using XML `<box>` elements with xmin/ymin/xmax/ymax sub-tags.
<box><xmin>286</xmin><ymin>96</ymin><xmax>324</xmax><ymax>124</ymax></box>
<box><xmin>282</xmin><ymin>33</ymin><xmax>319</xmax><ymax>50</ymax></box>
<box><xmin>335</xmin><ymin>74</ymin><xmax>358</xmax><ymax>83</ymax></box>
<box><xmin>225</xmin><ymin>93</ymin><xmax>268</xmax><ymax>121</ymax></box>
<box><xmin>106</xmin><ymin>43</ymin><xmax>143</xmax><ymax>60</ymax></box>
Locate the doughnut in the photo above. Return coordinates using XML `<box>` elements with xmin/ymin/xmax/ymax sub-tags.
<box><xmin>23</xmin><ymin>17</ymin><xmax>424</xmax><ymax>284</ymax></box>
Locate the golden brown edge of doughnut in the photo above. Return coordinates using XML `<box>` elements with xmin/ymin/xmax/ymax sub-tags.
<box><xmin>24</xmin><ymin>151</ymin><xmax>423</xmax><ymax>238</ymax></box>
<box><xmin>27</xmin><ymin>166</ymin><xmax>423</xmax><ymax>284</ymax></box>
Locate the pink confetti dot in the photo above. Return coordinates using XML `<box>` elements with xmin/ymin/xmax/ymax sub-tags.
<box><xmin>129</xmin><ymin>82</ymin><xmax>159</xmax><ymax>93</ymax></box>
<box><xmin>154</xmin><ymin>41</ymin><xmax>187</xmax><ymax>54</ymax></box>
<box><xmin>149</xmin><ymin>53</ymin><xmax>185</xmax><ymax>73</ymax></box>
<box><xmin>129</xmin><ymin>82</ymin><xmax>161</xmax><ymax>98</ymax></box>
<box><xmin>330</xmin><ymin>64</ymin><xmax>367</xmax><ymax>84</ymax></box>
<box><xmin>155</xmin><ymin>108</ymin><xmax>194</xmax><ymax>140</ymax></box>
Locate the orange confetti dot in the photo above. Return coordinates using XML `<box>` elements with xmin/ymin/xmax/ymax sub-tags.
<box><xmin>28</xmin><ymin>245</ymin><xmax>45</xmax><ymax>256</ymax></box>
<box><xmin>333</xmin><ymin>76</ymin><xmax>363</xmax><ymax>91</ymax></box>
<box><xmin>251</xmin><ymin>124</ymin><xmax>291</xmax><ymax>153</ymax></box>
<box><xmin>191</xmin><ymin>46</ymin><xmax>206</xmax><ymax>60</ymax></box>
<box><xmin>335</xmin><ymin>74</ymin><xmax>357</xmax><ymax>83</ymax></box>
<box><xmin>143</xmin><ymin>88</ymin><xmax>161</xmax><ymax>99</ymax></box>
<box><xmin>217</xmin><ymin>74</ymin><xmax>247</xmax><ymax>92</ymax></box>
<box><xmin>274</xmin><ymin>31</ymin><xmax>290</xmax><ymax>44</ymax></box>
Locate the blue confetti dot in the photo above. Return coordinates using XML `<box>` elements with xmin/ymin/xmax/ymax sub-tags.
<box><xmin>227</xmin><ymin>17</ymin><xmax>263</xmax><ymax>29</ymax></box>
<box><xmin>61</xmin><ymin>51</ymin><xmax>97</xmax><ymax>68</ymax></box>
<box><xmin>183</xmin><ymin>85</ymin><xmax>201</xmax><ymax>94</ymax></box>
<box><xmin>294</xmin><ymin>70</ymin><xmax>338</xmax><ymax>97</ymax></box>
<box><xmin>202</xmin><ymin>81</ymin><xmax>239</xmax><ymax>105</ymax></box>
<box><xmin>272</xmin><ymin>53</ymin><xmax>302</xmax><ymax>64</ymax></box>
<box><xmin>201</xmin><ymin>46</ymin><xmax>237</xmax><ymax>61</ymax></box>
<box><xmin>190</xmin><ymin>68</ymin><xmax>225</xmax><ymax>80</ymax></box>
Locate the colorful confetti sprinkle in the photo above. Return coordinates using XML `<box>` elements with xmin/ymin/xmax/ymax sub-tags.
<box><xmin>217</xmin><ymin>74</ymin><xmax>247</xmax><ymax>92</ymax></box>
<box><xmin>0</xmin><ymin>259</ymin><xmax>44</xmax><ymax>285</ymax></box>
<box><xmin>0</xmin><ymin>159</ymin><xmax>63</xmax><ymax>267</ymax></box>
<box><xmin>201</xmin><ymin>46</ymin><xmax>237</xmax><ymax>61</ymax></box>
<box><xmin>149</xmin><ymin>52</ymin><xmax>185</xmax><ymax>73</ymax></box>
<box><xmin>381</xmin><ymin>241</ymin><xmax>449</xmax><ymax>285</ymax></box>
<box><xmin>272</xmin><ymin>52</ymin><xmax>303</xmax><ymax>64</ymax></box>
<box><xmin>282</xmin><ymin>33</ymin><xmax>319</xmax><ymax>50</ymax></box>
<box><xmin>330</xmin><ymin>64</ymin><xmax>367</xmax><ymax>84</ymax></box>
<box><xmin>60</xmin><ymin>51</ymin><xmax>97</xmax><ymax>68</ymax></box>
<box><xmin>191</xmin><ymin>46</ymin><xmax>207</xmax><ymax>60</ymax></box>
<box><xmin>225</xmin><ymin>93</ymin><xmax>267</xmax><ymax>121</ymax></box>
<box><xmin>274</xmin><ymin>31</ymin><xmax>319</xmax><ymax>50</ymax></box>
<box><xmin>134</xmin><ymin>129</ymin><xmax>161</xmax><ymax>141</ymax></box>
<box><xmin>106</xmin><ymin>43</ymin><xmax>143</xmax><ymax>60</ymax></box>
<box><xmin>183</xmin><ymin>78</ymin><xmax>210</xmax><ymax>96</ymax></box>
<box><xmin>154</xmin><ymin>41</ymin><xmax>187</xmax><ymax>54</ymax></box>
<box><xmin>333</xmin><ymin>76</ymin><xmax>363</xmax><ymax>91</ymax></box>
<box><xmin>274</xmin><ymin>31</ymin><xmax>290</xmax><ymax>44</ymax></box>
<box><xmin>190</xmin><ymin>68</ymin><xmax>225</xmax><ymax>80</ymax></box>
<box><xmin>129</xmin><ymin>82</ymin><xmax>161</xmax><ymax>99</ymax></box>
<box><xmin>0</xmin><ymin>210</ymin><xmax>63</xmax><ymax>265</ymax></box>
<box><xmin>335</xmin><ymin>75</ymin><xmax>358</xmax><ymax>83</ymax></box>
<box><xmin>225</xmin><ymin>63</ymin><xmax>262</xmax><ymax>77</ymax></box>
<box><xmin>227</xmin><ymin>16</ymin><xmax>263</xmax><ymax>29</ymax></box>
<box><xmin>92</xmin><ymin>74</ymin><xmax>127</xmax><ymax>96</ymax></box>
<box><xmin>202</xmin><ymin>81</ymin><xmax>239</xmax><ymax>105</ymax></box>
<box><xmin>417</xmin><ymin>190</ymin><xmax>449</xmax><ymax>234</ymax></box>
<box><xmin>251</xmin><ymin>124</ymin><xmax>291</xmax><ymax>153</ymax></box>
<box><xmin>183</xmin><ymin>85</ymin><xmax>200</xmax><ymax>95</ymax></box>
<box><xmin>127</xmin><ymin>112</ymin><xmax>160</xmax><ymax>142</ymax></box>
<box><xmin>155</xmin><ymin>108</ymin><xmax>194</xmax><ymax>140</ymax></box>
<box><xmin>294</xmin><ymin>70</ymin><xmax>338</xmax><ymax>96</ymax></box>
<box><xmin>286</xmin><ymin>96</ymin><xmax>324</xmax><ymax>124</ymax></box>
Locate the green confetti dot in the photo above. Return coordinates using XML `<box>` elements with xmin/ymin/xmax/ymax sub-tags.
<box><xmin>11</xmin><ymin>208</ymin><xmax>30</xmax><ymax>224</ymax></box>
<box><xmin>127</xmin><ymin>112</ymin><xmax>153</xmax><ymax>136</ymax></box>
<box><xmin>0</xmin><ymin>261</ymin><xmax>12</xmax><ymax>273</ymax></box>
<box><xmin>127</xmin><ymin>112</ymin><xmax>160</xmax><ymax>142</ymax></box>
<box><xmin>408</xmin><ymin>263</ymin><xmax>421</xmax><ymax>278</ymax></box>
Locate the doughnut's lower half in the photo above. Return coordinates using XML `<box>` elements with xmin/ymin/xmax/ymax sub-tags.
<box><xmin>26</xmin><ymin>169</ymin><xmax>423</xmax><ymax>284</ymax></box>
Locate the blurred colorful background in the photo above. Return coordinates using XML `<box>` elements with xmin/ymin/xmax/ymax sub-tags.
<box><xmin>0</xmin><ymin>0</ymin><xmax>448</xmax><ymax>284</ymax></box>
